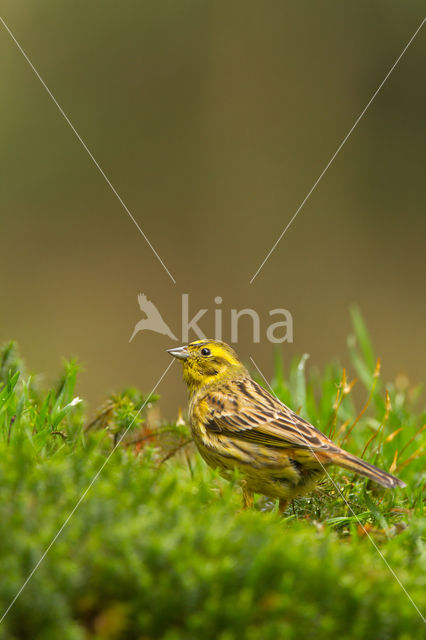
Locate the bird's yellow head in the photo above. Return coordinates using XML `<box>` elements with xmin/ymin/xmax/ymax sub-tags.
<box><xmin>167</xmin><ymin>339</ymin><xmax>246</xmax><ymax>394</ymax></box>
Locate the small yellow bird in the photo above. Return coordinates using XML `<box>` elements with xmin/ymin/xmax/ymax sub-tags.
<box><xmin>168</xmin><ymin>340</ymin><xmax>406</xmax><ymax>511</ymax></box>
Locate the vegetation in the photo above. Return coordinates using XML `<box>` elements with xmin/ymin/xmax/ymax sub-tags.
<box><xmin>0</xmin><ymin>310</ymin><xmax>424</xmax><ymax>639</ymax></box>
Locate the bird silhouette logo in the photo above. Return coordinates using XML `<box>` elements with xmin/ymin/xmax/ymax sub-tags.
<box><xmin>129</xmin><ymin>293</ymin><xmax>178</xmax><ymax>343</ymax></box>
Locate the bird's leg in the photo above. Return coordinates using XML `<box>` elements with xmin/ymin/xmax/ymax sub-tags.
<box><xmin>278</xmin><ymin>498</ymin><xmax>289</xmax><ymax>513</ymax></box>
<box><xmin>241</xmin><ymin>482</ymin><xmax>254</xmax><ymax>509</ymax></box>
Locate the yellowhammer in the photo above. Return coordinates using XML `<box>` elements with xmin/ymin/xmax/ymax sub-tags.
<box><xmin>168</xmin><ymin>340</ymin><xmax>406</xmax><ymax>511</ymax></box>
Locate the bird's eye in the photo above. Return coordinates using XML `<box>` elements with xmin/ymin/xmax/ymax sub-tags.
<box><xmin>201</xmin><ymin>347</ymin><xmax>211</xmax><ymax>356</ymax></box>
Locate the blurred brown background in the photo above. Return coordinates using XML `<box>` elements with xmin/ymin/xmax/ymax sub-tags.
<box><xmin>1</xmin><ymin>1</ymin><xmax>425</xmax><ymax>419</ymax></box>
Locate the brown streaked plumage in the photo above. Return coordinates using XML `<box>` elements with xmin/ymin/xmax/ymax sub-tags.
<box><xmin>168</xmin><ymin>340</ymin><xmax>406</xmax><ymax>510</ymax></box>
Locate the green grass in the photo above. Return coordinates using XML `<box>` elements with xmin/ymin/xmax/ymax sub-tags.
<box><xmin>0</xmin><ymin>310</ymin><xmax>424</xmax><ymax>639</ymax></box>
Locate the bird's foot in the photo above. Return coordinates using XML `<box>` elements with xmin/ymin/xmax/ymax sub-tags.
<box><xmin>278</xmin><ymin>498</ymin><xmax>289</xmax><ymax>514</ymax></box>
<box><xmin>241</xmin><ymin>483</ymin><xmax>254</xmax><ymax>510</ymax></box>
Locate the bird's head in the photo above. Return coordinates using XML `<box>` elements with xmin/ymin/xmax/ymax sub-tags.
<box><xmin>167</xmin><ymin>339</ymin><xmax>246</xmax><ymax>394</ymax></box>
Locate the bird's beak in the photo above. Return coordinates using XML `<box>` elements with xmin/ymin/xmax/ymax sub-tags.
<box><xmin>167</xmin><ymin>346</ymin><xmax>190</xmax><ymax>360</ymax></box>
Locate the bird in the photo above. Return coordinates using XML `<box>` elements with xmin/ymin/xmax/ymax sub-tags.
<box><xmin>129</xmin><ymin>294</ymin><xmax>178</xmax><ymax>343</ymax></box>
<box><xmin>168</xmin><ymin>339</ymin><xmax>406</xmax><ymax>511</ymax></box>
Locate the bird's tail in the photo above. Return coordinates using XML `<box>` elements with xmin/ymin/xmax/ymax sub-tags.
<box><xmin>328</xmin><ymin>449</ymin><xmax>406</xmax><ymax>489</ymax></box>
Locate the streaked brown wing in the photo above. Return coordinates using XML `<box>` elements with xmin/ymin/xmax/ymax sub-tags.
<box><xmin>204</xmin><ymin>377</ymin><xmax>338</xmax><ymax>452</ymax></box>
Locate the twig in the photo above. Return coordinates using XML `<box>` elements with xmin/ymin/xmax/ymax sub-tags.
<box><xmin>123</xmin><ymin>428</ymin><xmax>183</xmax><ymax>448</ymax></box>
<box><xmin>159</xmin><ymin>439</ymin><xmax>193</xmax><ymax>465</ymax></box>
<box><xmin>51</xmin><ymin>430</ymin><xmax>67</xmax><ymax>440</ymax></box>
<box><xmin>84</xmin><ymin>402</ymin><xmax>114</xmax><ymax>432</ymax></box>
